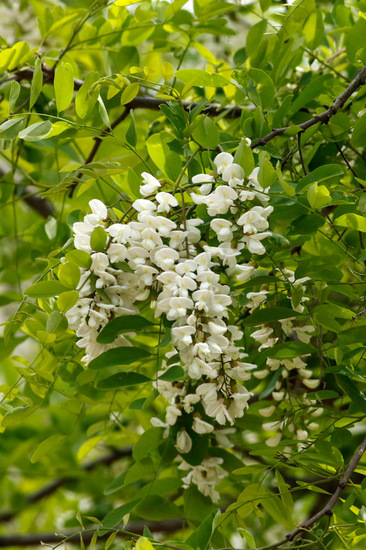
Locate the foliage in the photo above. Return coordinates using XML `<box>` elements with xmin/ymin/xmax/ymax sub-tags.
<box><xmin>0</xmin><ymin>1</ymin><xmax>366</xmax><ymax>549</ymax></box>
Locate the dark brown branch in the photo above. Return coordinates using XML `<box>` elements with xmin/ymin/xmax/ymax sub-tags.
<box><xmin>250</xmin><ymin>66</ymin><xmax>366</xmax><ymax>149</ymax></box>
<box><xmin>22</xmin><ymin>191</ymin><xmax>54</xmax><ymax>218</ymax></box>
<box><xmin>256</xmin><ymin>434</ymin><xmax>366</xmax><ymax>550</ymax></box>
<box><xmin>14</xmin><ymin>67</ymin><xmax>245</xmax><ymax>118</ymax></box>
<box><xmin>0</xmin><ymin>519</ymin><xmax>184</xmax><ymax>548</ymax></box>
<box><xmin>0</xmin><ymin>447</ymin><xmax>132</xmax><ymax>523</ymax></box>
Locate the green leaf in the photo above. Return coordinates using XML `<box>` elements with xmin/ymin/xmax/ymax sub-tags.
<box><xmin>97</xmin><ymin>315</ymin><xmax>154</xmax><ymax>344</ymax></box>
<box><xmin>336</xmin><ymin>213</ymin><xmax>366</xmax><ymax>232</ymax></box>
<box><xmin>234</xmin><ymin>137</ymin><xmax>254</xmax><ymax>176</ymax></box>
<box><xmin>57</xmin><ymin>291</ymin><xmax>79</xmax><ymax>312</ymax></box>
<box><xmin>265</xmin><ymin>341</ymin><xmax>316</xmax><ymax>359</ymax></box>
<box><xmin>290</xmin><ymin>74</ymin><xmax>333</xmax><ymax>115</ymax></box>
<box><xmin>30</xmin><ymin>434</ymin><xmax>65</xmax><ymax>463</ymax></box>
<box><xmin>90</xmin><ymin>226</ymin><xmax>107</xmax><ymax>251</ymax></box>
<box><xmin>126</xmin><ymin>109</ymin><xmax>137</xmax><ymax>147</ymax></box>
<box><xmin>2</xmin><ymin>405</ymin><xmax>39</xmax><ymax>427</ymax></box>
<box><xmin>0</xmin><ymin>117</ymin><xmax>26</xmax><ymax>140</ymax></box>
<box><xmin>9</xmin><ymin>81</ymin><xmax>20</xmax><ymax>113</ymax></box>
<box><xmin>244</xmin><ymin>307</ymin><xmax>303</xmax><ymax>326</ymax></box>
<box><xmin>192</xmin><ymin>116</ymin><xmax>219</xmax><ymax>149</ymax></box>
<box><xmin>175</xmin><ymin>69</ymin><xmax>229</xmax><ymax>87</ymax></box>
<box><xmin>58</xmin><ymin>262</ymin><xmax>80</xmax><ymax>289</ymax></box>
<box><xmin>65</xmin><ymin>250</ymin><xmax>92</xmax><ymax>268</ymax></box>
<box><xmin>296</xmin><ymin>164</ymin><xmax>345</xmax><ymax>192</ymax></box>
<box><xmin>88</xmin><ymin>347</ymin><xmax>152</xmax><ymax>369</ymax></box>
<box><xmin>133</xmin><ymin>427</ymin><xmax>163</xmax><ymax>460</ymax></box>
<box><xmin>104</xmin><ymin>472</ymin><xmax>127</xmax><ymax>495</ymax></box>
<box><xmin>97</xmin><ymin>371</ymin><xmax>151</xmax><ymax>389</ymax></box>
<box><xmin>98</xmin><ymin>95</ymin><xmax>111</xmax><ymax>129</ymax></box>
<box><xmin>54</xmin><ymin>62</ymin><xmax>74</xmax><ymax>112</ymax></box>
<box><xmin>146</xmin><ymin>131</ymin><xmax>182</xmax><ymax>181</ymax></box>
<box><xmin>134</xmin><ymin>495</ymin><xmax>181</xmax><ymax>521</ymax></box>
<box><xmin>336</xmin><ymin>375</ymin><xmax>366</xmax><ymax>413</ymax></box>
<box><xmin>303</xmin><ymin>9</ymin><xmax>325</xmax><ymax>49</ymax></box>
<box><xmin>75</xmin><ymin>72</ymin><xmax>99</xmax><ymax>119</ymax></box>
<box><xmin>121</xmin><ymin>82</ymin><xmax>139</xmax><ymax>105</ymax></box>
<box><xmin>158</xmin><ymin>365</ymin><xmax>184</xmax><ymax>381</ymax></box>
<box><xmin>30</xmin><ymin>57</ymin><xmax>43</xmax><ymax>109</ymax></box>
<box><xmin>246</xmin><ymin>20</ymin><xmax>267</xmax><ymax>58</ymax></box>
<box><xmin>307</xmin><ymin>183</ymin><xmax>331</xmax><ymax>209</ymax></box>
<box><xmin>186</xmin><ymin>513</ymin><xmax>216</xmax><ymax>550</ymax></box>
<box><xmin>247</xmin><ymin>68</ymin><xmax>275</xmax><ymax>110</ymax></box>
<box><xmin>18</xmin><ymin>120</ymin><xmax>52</xmax><ymax>142</ymax></box>
<box><xmin>24</xmin><ymin>280</ymin><xmax>68</xmax><ymax>298</ymax></box>
<box><xmin>101</xmin><ymin>499</ymin><xmax>140</xmax><ymax>531</ymax></box>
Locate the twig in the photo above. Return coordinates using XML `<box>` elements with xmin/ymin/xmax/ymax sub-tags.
<box><xmin>255</xmin><ymin>434</ymin><xmax>366</xmax><ymax>550</ymax></box>
<box><xmin>0</xmin><ymin>519</ymin><xmax>184</xmax><ymax>547</ymax></box>
<box><xmin>297</xmin><ymin>132</ymin><xmax>307</xmax><ymax>175</ymax></box>
<box><xmin>13</xmin><ymin>67</ymin><xmax>246</xmax><ymax>118</ymax></box>
<box><xmin>68</xmin><ymin>108</ymin><xmax>131</xmax><ymax>197</ymax></box>
<box><xmin>250</xmin><ymin>67</ymin><xmax>366</xmax><ymax>149</ymax></box>
<box><xmin>0</xmin><ymin>447</ymin><xmax>132</xmax><ymax>523</ymax></box>
<box><xmin>334</xmin><ymin>142</ymin><xmax>358</xmax><ymax>178</ymax></box>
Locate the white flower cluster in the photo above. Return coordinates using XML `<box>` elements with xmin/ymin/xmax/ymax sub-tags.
<box><xmin>62</xmin><ymin>149</ymin><xmax>318</xmax><ymax>501</ymax></box>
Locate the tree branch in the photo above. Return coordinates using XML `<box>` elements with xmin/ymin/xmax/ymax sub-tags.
<box><xmin>0</xmin><ymin>447</ymin><xmax>132</xmax><ymax>523</ymax></box>
<box><xmin>0</xmin><ymin>519</ymin><xmax>184</xmax><ymax>548</ymax></box>
<box><xmin>256</xmin><ymin>434</ymin><xmax>366</xmax><ymax>550</ymax></box>
<box><xmin>14</xmin><ymin>67</ymin><xmax>245</xmax><ymax>118</ymax></box>
<box><xmin>250</xmin><ymin>66</ymin><xmax>366</xmax><ymax>149</ymax></box>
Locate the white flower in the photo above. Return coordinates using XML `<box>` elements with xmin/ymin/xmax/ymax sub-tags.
<box><xmin>107</xmin><ymin>243</ymin><xmax>127</xmax><ymax>263</ymax></box>
<box><xmin>242</xmin><ymin>231</ymin><xmax>271</xmax><ymax>255</ymax></box>
<box><xmin>91</xmin><ymin>252</ymin><xmax>109</xmax><ymax>272</ymax></box>
<box><xmin>183</xmin><ymin>393</ymin><xmax>200</xmax><ymax>413</ymax></box>
<box><xmin>210</xmin><ymin>218</ymin><xmax>233</xmax><ymax>242</ymax></box>
<box><xmin>222</xmin><ymin>163</ymin><xmax>244</xmax><ymax>187</ymax></box>
<box><xmin>176</xmin><ymin>430</ymin><xmax>192</xmax><ymax>453</ymax></box>
<box><xmin>214</xmin><ymin>152</ymin><xmax>233</xmax><ymax>174</ymax></box>
<box><xmin>153</xmin><ymin>247</ymin><xmax>179</xmax><ymax>270</ymax></box>
<box><xmin>166</xmin><ymin>405</ymin><xmax>182</xmax><ymax>425</ymax></box>
<box><xmin>156</xmin><ymin>192</ymin><xmax>178</xmax><ymax>213</ymax></box>
<box><xmin>140</xmin><ymin>172</ymin><xmax>161</xmax><ymax>195</ymax></box>
<box><xmin>251</xmin><ymin>326</ymin><xmax>273</xmax><ymax>344</ymax></box>
<box><xmin>238</xmin><ymin>210</ymin><xmax>269</xmax><ymax>233</ymax></box>
<box><xmin>192</xmin><ymin>417</ymin><xmax>214</xmax><ymax>434</ymax></box>
<box><xmin>192</xmin><ymin>174</ymin><xmax>215</xmax><ymax>184</ymax></box>
<box><xmin>172</xmin><ymin>325</ymin><xmax>196</xmax><ymax>346</ymax></box>
<box><xmin>89</xmin><ymin>199</ymin><xmax>108</xmax><ymax>220</ymax></box>
<box><xmin>265</xmin><ymin>432</ymin><xmax>282</xmax><ymax>447</ymax></box>
<box><xmin>107</xmin><ymin>223</ymin><xmax>132</xmax><ymax>244</ymax></box>
<box><xmin>132</xmin><ymin>198</ymin><xmax>156</xmax><ymax>213</ymax></box>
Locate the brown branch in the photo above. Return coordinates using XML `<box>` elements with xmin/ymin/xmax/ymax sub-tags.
<box><xmin>250</xmin><ymin>66</ymin><xmax>366</xmax><ymax>149</ymax></box>
<box><xmin>0</xmin><ymin>519</ymin><xmax>184</xmax><ymax>548</ymax></box>
<box><xmin>0</xmin><ymin>447</ymin><xmax>132</xmax><ymax>523</ymax></box>
<box><xmin>256</xmin><ymin>434</ymin><xmax>366</xmax><ymax>550</ymax></box>
<box><xmin>22</xmin><ymin>191</ymin><xmax>54</xmax><ymax>218</ymax></box>
<box><xmin>13</xmin><ymin>67</ymin><xmax>245</xmax><ymax>118</ymax></box>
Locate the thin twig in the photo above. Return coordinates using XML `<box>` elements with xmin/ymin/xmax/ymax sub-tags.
<box><xmin>0</xmin><ymin>519</ymin><xmax>184</xmax><ymax>547</ymax></box>
<box><xmin>255</xmin><ymin>434</ymin><xmax>366</xmax><ymax>550</ymax></box>
<box><xmin>250</xmin><ymin>67</ymin><xmax>366</xmax><ymax>149</ymax></box>
<box><xmin>334</xmin><ymin>142</ymin><xmax>358</xmax><ymax>178</ymax></box>
<box><xmin>68</xmin><ymin>108</ymin><xmax>131</xmax><ymax>197</ymax></box>
<box><xmin>297</xmin><ymin>132</ymin><xmax>307</xmax><ymax>175</ymax></box>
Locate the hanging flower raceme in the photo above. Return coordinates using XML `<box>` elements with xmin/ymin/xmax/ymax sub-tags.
<box><xmin>59</xmin><ymin>149</ymin><xmax>318</xmax><ymax>501</ymax></box>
